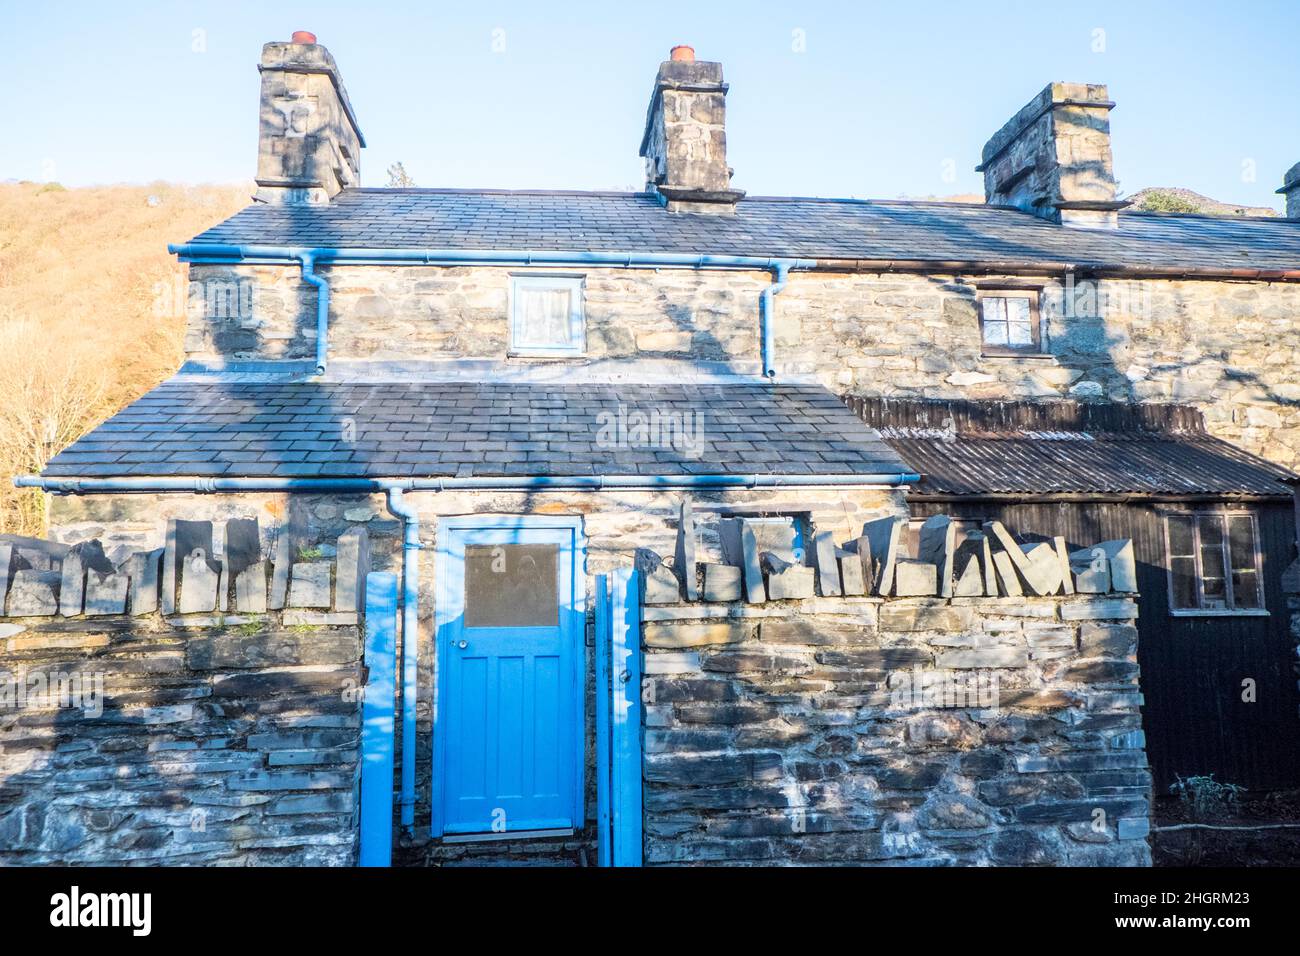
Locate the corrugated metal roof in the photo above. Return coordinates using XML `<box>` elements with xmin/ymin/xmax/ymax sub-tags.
<box><xmin>43</xmin><ymin>379</ymin><xmax>910</xmax><ymax>480</ymax></box>
<box><xmin>185</xmin><ymin>188</ymin><xmax>1300</xmax><ymax>274</ymax></box>
<box><xmin>846</xmin><ymin>397</ymin><xmax>1297</xmax><ymax>497</ymax></box>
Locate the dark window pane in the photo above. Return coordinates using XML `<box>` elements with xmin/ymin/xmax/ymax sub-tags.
<box><xmin>1170</xmin><ymin>555</ymin><xmax>1197</xmax><ymax>609</ymax></box>
<box><xmin>1201</xmin><ymin>573</ymin><xmax>1227</xmax><ymax>606</ymax></box>
<box><xmin>1167</xmin><ymin>515</ymin><xmax>1195</xmax><ymax>557</ymax></box>
<box><xmin>1228</xmin><ymin>516</ymin><xmax>1257</xmax><ymax>574</ymax></box>
<box><xmin>1198</xmin><ymin>513</ymin><xmax>1225</xmax><ymax>550</ymax></box>
<box><xmin>1232</xmin><ymin>570</ymin><xmax>1262</xmax><ymax>610</ymax></box>
<box><xmin>464</xmin><ymin>543</ymin><xmax>558</xmax><ymax>628</ymax></box>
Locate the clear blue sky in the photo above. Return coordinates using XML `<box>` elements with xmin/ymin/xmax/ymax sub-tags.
<box><xmin>2</xmin><ymin>0</ymin><xmax>1296</xmax><ymax>208</ymax></box>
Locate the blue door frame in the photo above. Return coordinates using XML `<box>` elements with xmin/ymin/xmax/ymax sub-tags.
<box><xmin>431</xmin><ymin>516</ymin><xmax>586</xmax><ymax>839</ymax></box>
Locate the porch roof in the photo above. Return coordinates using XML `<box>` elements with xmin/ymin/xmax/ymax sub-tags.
<box><xmin>848</xmin><ymin>397</ymin><xmax>1298</xmax><ymax>497</ymax></box>
<box><xmin>42</xmin><ymin>377</ymin><xmax>911</xmax><ymax>480</ymax></box>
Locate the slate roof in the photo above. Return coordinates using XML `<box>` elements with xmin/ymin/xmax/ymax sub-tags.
<box><xmin>42</xmin><ymin>380</ymin><xmax>911</xmax><ymax>480</ymax></box>
<box><xmin>848</xmin><ymin>398</ymin><xmax>1297</xmax><ymax>497</ymax></box>
<box><xmin>186</xmin><ymin>188</ymin><xmax>1300</xmax><ymax>273</ymax></box>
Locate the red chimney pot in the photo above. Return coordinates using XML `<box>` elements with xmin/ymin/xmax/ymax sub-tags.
<box><xmin>670</xmin><ymin>45</ymin><xmax>695</xmax><ymax>63</ymax></box>
<box><xmin>291</xmin><ymin>31</ymin><xmax>318</xmax><ymax>44</ymax></box>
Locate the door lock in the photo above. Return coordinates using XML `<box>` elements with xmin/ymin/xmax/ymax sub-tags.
<box><xmin>457</xmin><ymin>640</ymin><xmax>468</xmax><ymax>649</ymax></box>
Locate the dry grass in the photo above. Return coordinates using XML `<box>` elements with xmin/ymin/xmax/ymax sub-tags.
<box><xmin>0</xmin><ymin>181</ymin><xmax>250</xmax><ymax>534</ymax></box>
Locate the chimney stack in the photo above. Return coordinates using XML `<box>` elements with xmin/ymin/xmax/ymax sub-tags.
<box><xmin>977</xmin><ymin>83</ymin><xmax>1127</xmax><ymax>228</ymax></box>
<box><xmin>639</xmin><ymin>47</ymin><xmax>744</xmax><ymax>215</ymax></box>
<box><xmin>1278</xmin><ymin>164</ymin><xmax>1300</xmax><ymax>218</ymax></box>
<box><xmin>255</xmin><ymin>33</ymin><xmax>365</xmax><ymax>205</ymax></box>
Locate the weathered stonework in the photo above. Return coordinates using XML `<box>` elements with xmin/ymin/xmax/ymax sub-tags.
<box><xmin>0</xmin><ymin>611</ymin><xmax>362</xmax><ymax>865</ymax></box>
<box><xmin>184</xmin><ymin>262</ymin><xmax>1300</xmax><ymax>468</ymax></box>
<box><xmin>641</xmin><ymin>594</ymin><xmax>1151</xmax><ymax>866</ymax></box>
<box><xmin>47</xmin><ymin>485</ymin><xmax>903</xmax><ymax>862</ymax></box>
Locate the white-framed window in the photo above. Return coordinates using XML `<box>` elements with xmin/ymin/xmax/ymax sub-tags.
<box><xmin>977</xmin><ymin>289</ymin><xmax>1043</xmax><ymax>355</ymax></box>
<box><xmin>1164</xmin><ymin>511</ymin><xmax>1265</xmax><ymax>615</ymax></box>
<box><xmin>509</xmin><ymin>275</ymin><xmax>586</xmax><ymax>357</ymax></box>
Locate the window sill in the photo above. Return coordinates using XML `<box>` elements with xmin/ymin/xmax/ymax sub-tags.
<box><xmin>980</xmin><ymin>352</ymin><xmax>1058</xmax><ymax>363</ymax></box>
<box><xmin>1168</xmin><ymin>609</ymin><xmax>1270</xmax><ymax>618</ymax></box>
<box><xmin>507</xmin><ymin>351</ymin><xmax>588</xmax><ymax>360</ymax></box>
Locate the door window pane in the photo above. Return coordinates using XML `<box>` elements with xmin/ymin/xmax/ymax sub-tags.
<box><xmin>465</xmin><ymin>543</ymin><xmax>559</xmax><ymax>628</ymax></box>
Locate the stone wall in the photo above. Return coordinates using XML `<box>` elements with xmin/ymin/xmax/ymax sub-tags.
<box><xmin>47</xmin><ymin>485</ymin><xmax>902</xmax><ymax>863</ymax></box>
<box><xmin>0</xmin><ymin>518</ymin><xmax>371</xmax><ymax>865</ymax></box>
<box><xmin>183</xmin><ymin>263</ymin><xmax>1300</xmax><ymax>467</ymax></box>
<box><xmin>0</xmin><ymin>610</ymin><xmax>363</xmax><ymax>866</ymax></box>
<box><xmin>640</xmin><ymin>594</ymin><xmax>1151</xmax><ymax>866</ymax></box>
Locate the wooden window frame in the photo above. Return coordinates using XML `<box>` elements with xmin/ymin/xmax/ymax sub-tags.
<box><xmin>976</xmin><ymin>288</ymin><xmax>1045</xmax><ymax>357</ymax></box>
<box><xmin>507</xmin><ymin>274</ymin><xmax>587</xmax><ymax>358</ymax></box>
<box><xmin>1162</xmin><ymin>509</ymin><xmax>1268</xmax><ymax>617</ymax></box>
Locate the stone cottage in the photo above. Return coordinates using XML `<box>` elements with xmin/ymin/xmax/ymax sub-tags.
<box><xmin>4</xmin><ymin>33</ymin><xmax>1299</xmax><ymax>866</ymax></box>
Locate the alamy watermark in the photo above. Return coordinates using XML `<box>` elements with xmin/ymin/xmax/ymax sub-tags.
<box><xmin>153</xmin><ymin>272</ymin><xmax>258</xmax><ymax>322</ymax></box>
<box><xmin>596</xmin><ymin>403</ymin><xmax>705</xmax><ymax>458</ymax></box>
<box><xmin>1060</xmin><ymin>271</ymin><xmax>1152</xmax><ymax>320</ymax></box>
<box><xmin>0</xmin><ymin>668</ymin><xmax>104</xmax><ymax>718</ymax></box>
<box><xmin>888</xmin><ymin>666</ymin><xmax>999</xmax><ymax>710</ymax></box>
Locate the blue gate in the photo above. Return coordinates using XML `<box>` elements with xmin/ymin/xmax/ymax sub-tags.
<box><xmin>596</xmin><ymin>567</ymin><xmax>643</xmax><ymax>866</ymax></box>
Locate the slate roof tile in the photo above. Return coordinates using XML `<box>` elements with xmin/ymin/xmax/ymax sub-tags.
<box><xmin>43</xmin><ymin>380</ymin><xmax>910</xmax><ymax>480</ymax></box>
<box><xmin>185</xmin><ymin>189</ymin><xmax>1300</xmax><ymax>273</ymax></box>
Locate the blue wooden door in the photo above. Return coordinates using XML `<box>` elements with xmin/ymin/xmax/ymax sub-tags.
<box><xmin>434</xmin><ymin>518</ymin><xmax>584</xmax><ymax>837</ymax></box>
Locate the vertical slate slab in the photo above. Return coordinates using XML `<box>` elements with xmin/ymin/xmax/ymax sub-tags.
<box><xmin>84</xmin><ymin>569</ymin><xmax>129</xmax><ymax>615</ymax></box>
<box><xmin>289</xmin><ymin>562</ymin><xmax>333</xmax><ymax>608</ymax></box>
<box><xmin>984</xmin><ymin>521</ymin><xmax>1055</xmax><ymax>595</ymax></box>
<box><xmin>59</xmin><ymin>540</ymin><xmax>113</xmax><ymax>617</ymax></box>
<box><xmin>991</xmin><ymin>550</ymin><xmax>1024</xmax><ymax>597</ymax></box>
<box><xmin>718</xmin><ymin>518</ymin><xmax>766</xmax><ymax>604</ymax></box>
<box><xmin>701</xmin><ymin>564</ymin><xmax>742</xmax><ymax>602</ymax></box>
<box><xmin>673</xmin><ymin>500</ymin><xmax>699</xmax><ymax>602</ymax></box>
<box><xmin>917</xmin><ymin>515</ymin><xmax>957</xmax><ymax>598</ymax></box>
<box><xmin>954</xmin><ymin>555</ymin><xmax>984</xmax><ymax>596</ymax></box>
<box><xmin>334</xmin><ymin>528</ymin><xmax>371</xmax><ymax>612</ymax></box>
<box><xmin>1053</xmin><ymin>536</ymin><xmax>1076</xmax><ymax>596</ymax></box>
<box><xmin>224</xmin><ymin>518</ymin><xmax>262</xmax><ymax>579</ymax></box>
<box><xmin>163</xmin><ymin>520</ymin><xmax>214</xmax><ymax>615</ymax></box>
<box><xmin>812</xmin><ymin>530</ymin><xmax>842</xmax><ymax>597</ymax></box>
<box><xmin>1096</xmin><ymin>540</ymin><xmax>1138</xmax><ymax>593</ymax></box>
<box><xmin>837</xmin><ymin>548</ymin><xmax>867</xmax><ymax>596</ymax></box>
<box><xmin>178</xmin><ymin>548</ymin><xmax>221</xmax><ymax>614</ymax></box>
<box><xmin>7</xmin><ymin>569</ymin><xmax>60</xmax><ymax>616</ymax></box>
<box><xmin>0</xmin><ymin>543</ymin><xmax>13</xmax><ymax>616</ymax></box>
<box><xmin>235</xmin><ymin>561</ymin><xmax>269</xmax><ymax>613</ymax></box>
<box><xmin>127</xmin><ymin>548</ymin><xmax>163</xmax><ymax>616</ymax></box>
<box><xmin>861</xmin><ymin>517</ymin><xmax>904</xmax><ymax>596</ymax></box>
<box><xmin>268</xmin><ymin>529</ymin><xmax>293</xmax><ymax>611</ymax></box>
<box><xmin>161</xmin><ymin>519</ymin><xmax>178</xmax><ymax>615</ymax></box>
<box><xmin>738</xmin><ymin>522</ymin><xmax>765</xmax><ymax>604</ymax></box>
<box><xmin>1070</xmin><ymin>546</ymin><xmax>1111</xmax><ymax>593</ymax></box>
<box><xmin>212</xmin><ymin>521</ymin><xmax>227</xmax><ymax>613</ymax></box>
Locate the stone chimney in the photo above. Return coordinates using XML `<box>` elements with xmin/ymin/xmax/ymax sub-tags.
<box><xmin>255</xmin><ymin>33</ymin><xmax>365</xmax><ymax>205</ymax></box>
<box><xmin>639</xmin><ymin>45</ymin><xmax>744</xmax><ymax>215</ymax></box>
<box><xmin>977</xmin><ymin>83</ymin><xmax>1127</xmax><ymax>228</ymax></box>
<box><xmin>1277</xmin><ymin>164</ymin><xmax>1300</xmax><ymax>218</ymax></box>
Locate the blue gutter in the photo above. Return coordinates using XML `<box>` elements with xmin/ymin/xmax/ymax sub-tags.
<box><xmin>167</xmin><ymin>244</ymin><xmax>816</xmax><ymax>379</ymax></box>
<box><xmin>17</xmin><ymin>474</ymin><xmax>918</xmax><ymax>494</ymax></box>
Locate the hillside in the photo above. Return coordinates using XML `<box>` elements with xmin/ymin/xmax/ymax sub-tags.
<box><xmin>1124</xmin><ymin>187</ymin><xmax>1279</xmax><ymax>217</ymax></box>
<box><xmin>0</xmin><ymin>181</ymin><xmax>250</xmax><ymax>534</ymax></box>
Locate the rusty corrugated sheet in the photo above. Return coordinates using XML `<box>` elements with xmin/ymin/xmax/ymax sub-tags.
<box><xmin>845</xmin><ymin>397</ymin><xmax>1297</xmax><ymax>496</ymax></box>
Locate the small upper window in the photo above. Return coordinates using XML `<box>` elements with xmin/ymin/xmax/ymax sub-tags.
<box><xmin>978</xmin><ymin>290</ymin><xmax>1042</xmax><ymax>356</ymax></box>
<box><xmin>1165</xmin><ymin>512</ymin><xmax>1264</xmax><ymax>614</ymax></box>
<box><xmin>510</xmin><ymin>275</ymin><xmax>585</xmax><ymax>357</ymax></box>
